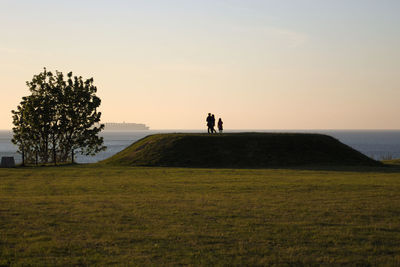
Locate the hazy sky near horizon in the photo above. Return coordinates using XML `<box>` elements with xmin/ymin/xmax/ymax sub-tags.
<box><xmin>1</xmin><ymin>0</ymin><xmax>399</xmax><ymax>129</ymax></box>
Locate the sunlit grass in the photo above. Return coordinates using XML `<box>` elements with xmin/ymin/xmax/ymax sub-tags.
<box><xmin>0</xmin><ymin>165</ymin><xmax>400</xmax><ymax>265</ymax></box>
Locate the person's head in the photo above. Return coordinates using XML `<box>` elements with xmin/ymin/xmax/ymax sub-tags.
<box><xmin>219</xmin><ymin>118</ymin><xmax>222</xmax><ymax>121</ymax></box>
<box><xmin>208</xmin><ymin>113</ymin><xmax>211</xmax><ymax>116</ymax></box>
<box><xmin>212</xmin><ymin>114</ymin><xmax>215</xmax><ymax>117</ymax></box>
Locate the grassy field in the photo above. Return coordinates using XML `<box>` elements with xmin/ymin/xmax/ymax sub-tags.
<box><xmin>1</xmin><ymin>165</ymin><xmax>400</xmax><ymax>265</ymax></box>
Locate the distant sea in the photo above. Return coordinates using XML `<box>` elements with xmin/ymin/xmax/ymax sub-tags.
<box><xmin>1</xmin><ymin>130</ymin><xmax>400</xmax><ymax>164</ymax></box>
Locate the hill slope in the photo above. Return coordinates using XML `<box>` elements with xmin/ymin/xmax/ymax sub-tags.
<box><xmin>102</xmin><ymin>133</ymin><xmax>381</xmax><ymax>168</ymax></box>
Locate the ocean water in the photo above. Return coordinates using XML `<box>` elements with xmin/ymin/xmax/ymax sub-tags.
<box><xmin>1</xmin><ymin>130</ymin><xmax>400</xmax><ymax>164</ymax></box>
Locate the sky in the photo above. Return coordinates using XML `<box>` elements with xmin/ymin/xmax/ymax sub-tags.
<box><xmin>1</xmin><ymin>0</ymin><xmax>399</xmax><ymax>130</ymax></box>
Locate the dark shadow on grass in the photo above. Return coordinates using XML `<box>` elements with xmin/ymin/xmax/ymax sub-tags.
<box><xmin>269</xmin><ymin>163</ymin><xmax>400</xmax><ymax>173</ymax></box>
<box><xmin>96</xmin><ymin>161</ymin><xmax>400</xmax><ymax>174</ymax></box>
<box><xmin>13</xmin><ymin>162</ymin><xmax>80</xmax><ymax>169</ymax></box>
<box><xmin>10</xmin><ymin>160</ymin><xmax>400</xmax><ymax>173</ymax></box>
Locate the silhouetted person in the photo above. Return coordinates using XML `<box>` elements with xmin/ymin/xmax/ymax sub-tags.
<box><xmin>211</xmin><ymin>114</ymin><xmax>216</xmax><ymax>133</ymax></box>
<box><xmin>206</xmin><ymin>113</ymin><xmax>213</xmax><ymax>133</ymax></box>
<box><xmin>218</xmin><ymin>118</ymin><xmax>223</xmax><ymax>133</ymax></box>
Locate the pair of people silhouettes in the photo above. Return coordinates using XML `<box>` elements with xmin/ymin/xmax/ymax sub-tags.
<box><xmin>206</xmin><ymin>113</ymin><xmax>223</xmax><ymax>133</ymax></box>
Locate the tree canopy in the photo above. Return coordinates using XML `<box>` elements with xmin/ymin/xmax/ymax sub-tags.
<box><xmin>11</xmin><ymin>68</ymin><xmax>106</xmax><ymax>165</ymax></box>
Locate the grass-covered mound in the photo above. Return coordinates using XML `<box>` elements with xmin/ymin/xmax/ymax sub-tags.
<box><xmin>102</xmin><ymin>133</ymin><xmax>381</xmax><ymax>167</ymax></box>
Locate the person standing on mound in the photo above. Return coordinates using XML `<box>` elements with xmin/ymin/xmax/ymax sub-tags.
<box><xmin>211</xmin><ymin>114</ymin><xmax>216</xmax><ymax>133</ymax></box>
<box><xmin>206</xmin><ymin>113</ymin><xmax>213</xmax><ymax>133</ymax></box>
<box><xmin>218</xmin><ymin>118</ymin><xmax>223</xmax><ymax>133</ymax></box>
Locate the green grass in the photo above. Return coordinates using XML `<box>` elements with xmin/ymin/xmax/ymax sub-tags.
<box><xmin>1</xmin><ymin>165</ymin><xmax>400</xmax><ymax>265</ymax></box>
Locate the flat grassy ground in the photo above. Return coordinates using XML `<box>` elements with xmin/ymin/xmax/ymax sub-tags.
<box><xmin>1</xmin><ymin>165</ymin><xmax>400</xmax><ymax>265</ymax></box>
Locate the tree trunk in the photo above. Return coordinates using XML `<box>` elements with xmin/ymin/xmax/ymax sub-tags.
<box><xmin>44</xmin><ymin>136</ymin><xmax>49</xmax><ymax>163</ymax></box>
<box><xmin>71</xmin><ymin>149</ymin><xmax>74</xmax><ymax>164</ymax></box>
<box><xmin>52</xmin><ymin>135</ymin><xmax>57</xmax><ymax>166</ymax></box>
<box><xmin>21</xmin><ymin>145</ymin><xmax>25</xmax><ymax>167</ymax></box>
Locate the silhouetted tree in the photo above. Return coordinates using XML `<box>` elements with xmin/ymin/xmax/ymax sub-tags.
<box><xmin>56</xmin><ymin>71</ymin><xmax>105</xmax><ymax>163</ymax></box>
<box><xmin>11</xmin><ymin>68</ymin><xmax>106</xmax><ymax>165</ymax></box>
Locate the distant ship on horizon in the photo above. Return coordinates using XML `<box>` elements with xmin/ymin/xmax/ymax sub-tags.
<box><xmin>100</xmin><ymin>122</ymin><xmax>150</xmax><ymax>131</ymax></box>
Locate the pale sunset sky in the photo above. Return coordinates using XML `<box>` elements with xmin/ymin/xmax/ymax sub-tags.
<box><xmin>1</xmin><ymin>0</ymin><xmax>399</xmax><ymax>130</ymax></box>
